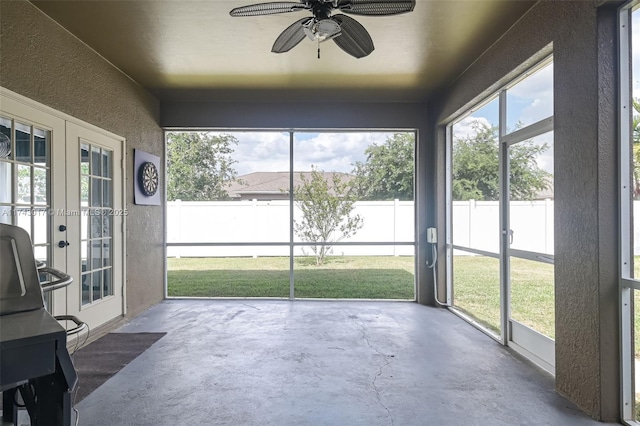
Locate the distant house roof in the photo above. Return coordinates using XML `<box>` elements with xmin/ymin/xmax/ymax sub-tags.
<box><xmin>226</xmin><ymin>171</ymin><xmax>354</xmax><ymax>200</ymax></box>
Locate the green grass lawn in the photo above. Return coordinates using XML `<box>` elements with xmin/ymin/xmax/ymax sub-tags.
<box><xmin>168</xmin><ymin>256</ymin><xmax>415</xmax><ymax>299</ymax></box>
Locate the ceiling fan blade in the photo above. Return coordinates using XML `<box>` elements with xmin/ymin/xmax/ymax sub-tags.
<box><xmin>337</xmin><ymin>0</ymin><xmax>415</xmax><ymax>16</ymax></box>
<box><xmin>272</xmin><ymin>18</ymin><xmax>312</xmax><ymax>53</ymax></box>
<box><xmin>230</xmin><ymin>2</ymin><xmax>307</xmax><ymax>17</ymax></box>
<box><xmin>331</xmin><ymin>15</ymin><xmax>374</xmax><ymax>58</ymax></box>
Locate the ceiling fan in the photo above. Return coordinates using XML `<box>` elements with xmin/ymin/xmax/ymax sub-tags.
<box><xmin>229</xmin><ymin>0</ymin><xmax>416</xmax><ymax>59</ymax></box>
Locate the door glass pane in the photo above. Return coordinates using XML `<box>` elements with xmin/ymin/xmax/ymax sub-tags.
<box><xmin>508</xmin><ymin>129</ymin><xmax>554</xmax><ymax>340</ymax></box>
<box><xmin>103</xmin><ymin>268</ymin><xmax>112</xmax><ymax>297</ymax></box>
<box><xmin>509</xmin><ymin>257</ymin><xmax>555</xmax><ymax>339</ymax></box>
<box><xmin>15</xmin><ymin>122</ymin><xmax>30</xmax><ymax>163</ymax></box>
<box><xmin>33</xmin><ymin>246</ymin><xmax>47</xmax><ymax>264</ymax></box>
<box><xmin>82</xmin><ymin>273</ymin><xmax>91</xmax><ymax>305</ymax></box>
<box><xmin>32</xmin><ymin>208</ymin><xmax>48</xmax><ymax>245</ymax></box>
<box><xmin>81</xmin><ymin>240</ymin><xmax>88</xmax><ymax>272</ymax></box>
<box><xmin>91</xmin><ymin>178</ymin><xmax>102</xmax><ymax>207</ymax></box>
<box><xmin>15</xmin><ymin>208</ymin><xmax>31</xmax><ymax>237</ymax></box>
<box><xmin>451</xmin><ymin>97</ymin><xmax>500</xmax><ymax>253</ymax></box>
<box><xmin>508</xmin><ymin>131</ymin><xmax>554</xmax><ymax>255</ymax></box>
<box><xmin>33</xmin><ymin>167</ymin><xmax>47</xmax><ymax>205</ymax></box>
<box><xmin>33</xmin><ymin>128</ymin><xmax>48</xmax><ymax>165</ymax></box>
<box><xmin>102</xmin><ymin>213</ymin><xmax>110</xmax><ymax>238</ymax></box>
<box><xmin>81</xmin><ymin>211</ymin><xmax>89</xmax><ymax>240</ymax></box>
<box><xmin>0</xmin><ymin>116</ymin><xmax>12</xmax><ymax>160</ymax></box>
<box><xmin>80</xmin><ymin>143</ymin><xmax>90</xmax><ymax>175</ymax></box>
<box><xmin>81</xmin><ymin>176</ymin><xmax>89</xmax><ymax>206</ymax></box>
<box><xmin>92</xmin><ymin>270</ymin><xmax>101</xmax><ymax>301</ymax></box>
<box><xmin>0</xmin><ymin>162</ymin><xmax>11</xmax><ymax>203</ymax></box>
<box><xmin>450</xmin><ymin>99</ymin><xmax>501</xmax><ymax>331</ymax></box>
<box><xmin>103</xmin><ymin>179</ymin><xmax>112</xmax><ymax>207</ymax></box>
<box><xmin>90</xmin><ymin>210</ymin><xmax>102</xmax><ymax>238</ymax></box>
<box><xmin>103</xmin><ymin>238</ymin><xmax>111</xmax><ymax>267</ymax></box>
<box><xmin>17</xmin><ymin>164</ymin><xmax>31</xmax><ymax>204</ymax></box>
<box><xmin>0</xmin><ymin>206</ymin><xmax>11</xmax><ymax>224</ymax></box>
<box><xmin>102</xmin><ymin>150</ymin><xmax>111</xmax><ymax>178</ymax></box>
<box><xmin>91</xmin><ymin>146</ymin><xmax>101</xmax><ymax>177</ymax></box>
<box><xmin>452</xmin><ymin>250</ymin><xmax>501</xmax><ymax>335</ymax></box>
<box><xmin>506</xmin><ymin>62</ymin><xmax>554</xmax><ymax>132</ymax></box>
<box><xmin>92</xmin><ymin>239</ymin><xmax>102</xmax><ymax>269</ymax></box>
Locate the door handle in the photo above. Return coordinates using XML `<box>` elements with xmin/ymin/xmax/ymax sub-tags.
<box><xmin>58</xmin><ymin>240</ymin><xmax>70</xmax><ymax>248</ymax></box>
<box><xmin>503</xmin><ymin>229</ymin><xmax>514</xmax><ymax>244</ymax></box>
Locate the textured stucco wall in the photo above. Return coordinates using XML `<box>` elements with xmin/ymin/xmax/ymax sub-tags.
<box><xmin>0</xmin><ymin>0</ymin><xmax>165</xmax><ymax>319</ymax></box>
<box><xmin>428</xmin><ymin>1</ymin><xmax>620</xmax><ymax>421</ymax></box>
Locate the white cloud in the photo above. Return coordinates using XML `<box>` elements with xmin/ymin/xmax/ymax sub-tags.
<box><xmin>452</xmin><ymin>116</ymin><xmax>492</xmax><ymax>140</ymax></box>
<box><xmin>210</xmin><ymin>131</ymin><xmax>290</xmax><ymax>175</ymax></box>
<box><xmin>293</xmin><ymin>132</ymin><xmax>392</xmax><ymax>173</ymax></box>
<box><xmin>212</xmin><ymin>131</ymin><xmax>400</xmax><ymax>175</ymax></box>
<box><xmin>506</xmin><ymin>63</ymin><xmax>553</xmax><ymax>129</ymax></box>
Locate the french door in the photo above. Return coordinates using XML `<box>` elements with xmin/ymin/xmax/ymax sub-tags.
<box><xmin>0</xmin><ymin>88</ymin><xmax>125</xmax><ymax>331</ymax></box>
<box><xmin>65</xmin><ymin>122</ymin><xmax>124</xmax><ymax>328</ymax></box>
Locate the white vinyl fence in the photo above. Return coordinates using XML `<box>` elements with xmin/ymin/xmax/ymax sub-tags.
<box><xmin>167</xmin><ymin>200</ymin><xmax>640</xmax><ymax>258</ymax></box>
<box><xmin>451</xmin><ymin>200</ymin><xmax>554</xmax><ymax>255</ymax></box>
<box><xmin>167</xmin><ymin>200</ymin><xmax>415</xmax><ymax>257</ymax></box>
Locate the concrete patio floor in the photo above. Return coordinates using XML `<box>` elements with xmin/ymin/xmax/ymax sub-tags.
<box><xmin>75</xmin><ymin>300</ymin><xmax>617</xmax><ymax>425</ymax></box>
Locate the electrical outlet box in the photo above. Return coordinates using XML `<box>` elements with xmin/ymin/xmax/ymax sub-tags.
<box><xmin>427</xmin><ymin>228</ymin><xmax>437</xmax><ymax>243</ymax></box>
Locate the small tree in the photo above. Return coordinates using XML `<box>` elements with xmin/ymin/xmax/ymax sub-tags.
<box><xmin>166</xmin><ymin>132</ymin><xmax>240</xmax><ymax>201</ymax></box>
<box><xmin>294</xmin><ymin>167</ymin><xmax>363</xmax><ymax>265</ymax></box>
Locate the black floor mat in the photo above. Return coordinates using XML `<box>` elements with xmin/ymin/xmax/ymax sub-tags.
<box><xmin>71</xmin><ymin>332</ymin><xmax>166</xmax><ymax>403</ymax></box>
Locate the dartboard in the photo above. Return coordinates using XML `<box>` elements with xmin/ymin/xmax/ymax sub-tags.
<box><xmin>139</xmin><ymin>161</ymin><xmax>158</xmax><ymax>196</ymax></box>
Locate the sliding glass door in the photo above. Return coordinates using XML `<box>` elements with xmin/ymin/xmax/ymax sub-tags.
<box><xmin>448</xmin><ymin>57</ymin><xmax>555</xmax><ymax>372</ymax></box>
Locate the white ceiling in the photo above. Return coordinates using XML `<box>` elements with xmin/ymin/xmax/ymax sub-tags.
<box><xmin>31</xmin><ymin>0</ymin><xmax>537</xmax><ymax>102</ymax></box>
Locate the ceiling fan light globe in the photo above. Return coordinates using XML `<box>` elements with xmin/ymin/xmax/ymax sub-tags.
<box><xmin>304</xmin><ymin>18</ymin><xmax>341</xmax><ymax>42</ymax></box>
